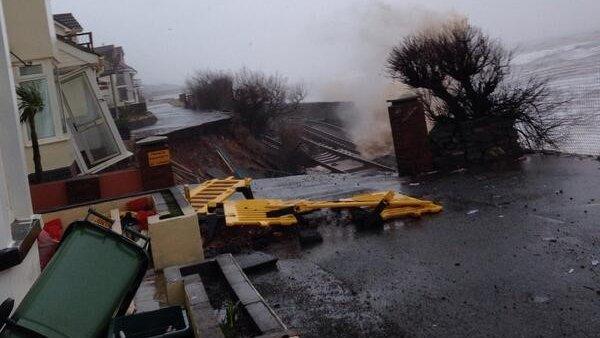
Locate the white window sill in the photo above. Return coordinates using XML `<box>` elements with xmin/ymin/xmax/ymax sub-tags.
<box><xmin>23</xmin><ymin>134</ymin><xmax>71</xmax><ymax>148</ymax></box>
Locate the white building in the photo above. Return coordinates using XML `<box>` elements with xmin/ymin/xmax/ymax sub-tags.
<box><xmin>3</xmin><ymin>1</ymin><xmax>130</xmax><ymax>177</ymax></box>
<box><xmin>0</xmin><ymin>0</ymin><xmax>41</xmax><ymax>307</ymax></box>
<box><xmin>96</xmin><ymin>44</ymin><xmax>144</xmax><ymax>116</ymax></box>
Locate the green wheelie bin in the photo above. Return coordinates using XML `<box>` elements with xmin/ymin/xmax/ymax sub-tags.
<box><xmin>0</xmin><ymin>221</ymin><xmax>148</xmax><ymax>337</ymax></box>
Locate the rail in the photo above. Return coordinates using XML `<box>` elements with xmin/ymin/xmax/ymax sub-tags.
<box><xmin>303</xmin><ymin>125</ymin><xmax>358</xmax><ymax>153</ymax></box>
<box><xmin>171</xmin><ymin>160</ymin><xmax>202</xmax><ymax>184</ymax></box>
<box><xmin>57</xmin><ymin>32</ymin><xmax>94</xmax><ymax>52</ymax></box>
<box><xmin>302</xmin><ymin>138</ymin><xmax>396</xmax><ymax>172</ymax></box>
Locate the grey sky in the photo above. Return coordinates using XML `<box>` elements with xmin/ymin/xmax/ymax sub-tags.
<box><xmin>51</xmin><ymin>0</ymin><xmax>600</xmax><ymax>89</ymax></box>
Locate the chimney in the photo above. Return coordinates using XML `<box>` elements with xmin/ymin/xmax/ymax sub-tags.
<box><xmin>387</xmin><ymin>93</ymin><xmax>432</xmax><ymax>176</ymax></box>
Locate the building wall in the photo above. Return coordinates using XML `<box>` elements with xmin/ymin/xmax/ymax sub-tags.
<box><xmin>12</xmin><ymin>59</ymin><xmax>73</xmax><ymax>173</ymax></box>
<box><xmin>0</xmin><ymin>0</ymin><xmax>40</xmax><ymax>308</ymax></box>
<box><xmin>24</xmin><ymin>138</ymin><xmax>73</xmax><ymax>172</ymax></box>
<box><xmin>40</xmin><ymin>193</ymin><xmax>148</xmax><ymax>228</ymax></box>
<box><xmin>2</xmin><ymin>0</ymin><xmax>56</xmax><ymax>60</ymax></box>
<box><xmin>99</xmin><ymin>71</ymin><xmax>142</xmax><ymax>109</ymax></box>
<box><xmin>54</xmin><ymin>23</ymin><xmax>68</xmax><ymax>36</ymax></box>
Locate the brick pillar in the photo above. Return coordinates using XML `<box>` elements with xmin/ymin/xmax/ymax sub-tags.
<box><xmin>136</xmin><ymin>136</ymin><xmax>174</xmax><ymax>190</ymax></box>
<box><xmin>388</xmin><ymin>93</ymin><xmax>432</xmax><ymax>176</ymax></box>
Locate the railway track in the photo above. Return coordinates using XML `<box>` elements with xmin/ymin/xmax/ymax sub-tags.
<box><xmin>171</xmin><ymin>160</ymin><xmax>203</xmax><ymax>184</ymax></box>
<box><xmin>264</xmin><ymin>120</ymin><xmax>395</xmax><ymax>174</ymax></box>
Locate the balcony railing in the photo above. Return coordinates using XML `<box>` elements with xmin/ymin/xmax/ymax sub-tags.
<box><xmin>57</xmin><ymin>32</ymin><xmax>94</xmax><ymax>52</ymax></box>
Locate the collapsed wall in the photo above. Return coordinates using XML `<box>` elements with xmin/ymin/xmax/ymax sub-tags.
<box><xmin>387</xmin><ymin>95</ymin><xmax>523</xmax><ymax>175</ymax></box>
<box><xmin>428</xmin><ymin>117</ymin><xmax>522</xmax><ymax>170</ymax></box>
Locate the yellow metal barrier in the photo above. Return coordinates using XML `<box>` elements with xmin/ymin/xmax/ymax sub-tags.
<box><xmin>223</xmin><ymin>199</ymin><xmax>299</xmax><ymax>227</ymax></box>
<box><xmin>186</xmin><ymin>177</ymin><xmax>252</xmax><ymax>214</ymax></box>
<box><xmin>284</xmin><ymin>191</ymin><xmax>438</xmax><ymax>213</ymax></box>
<box><xmin>221</xmin><ymin>191</ymin><xmax>442</xmax><ymax>227</ymax></box>
<box><xmin>380</xmin><ymin>204</ymin><xmax>443</xmax><ymax>220</ymax></box>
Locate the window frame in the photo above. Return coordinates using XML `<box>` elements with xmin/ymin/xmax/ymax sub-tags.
<box><xmin>117</xmin><ymin>86</ymin><xmax>129</xmax><ymax>102</ymax></box>
<box><xmin>58</xmin><ymin>67</ymin><xmax>132</xmax><ymax>174</ymax></box>
<box><xmin>15</xmin><ymin>61</ymin><xmax>66</xmax><ymax>145</ymax></box>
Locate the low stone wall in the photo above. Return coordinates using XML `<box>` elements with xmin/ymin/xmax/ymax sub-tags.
<box><xmin>428</xmin><ymin>117</ymin><xmax>522</xmax><ymax>170</ymax></box>
<box><xmin>110</xmin><ymin>101</ymin><xmax>148</xmax><ymax>118</ymax></box>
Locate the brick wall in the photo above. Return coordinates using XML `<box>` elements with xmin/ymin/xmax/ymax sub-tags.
<box><xmin>388</xmin><ymin>95</ymin><xmax>432</xmax><ymax>176</ymax></box>
<box><xmin>428</xmin><ymin>117</ymin><xmax>522</xmax><ymax>170</ymax></box>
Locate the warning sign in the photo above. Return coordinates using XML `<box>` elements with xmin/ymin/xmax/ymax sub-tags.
<box><xmin>148</xmin><ymin>149</ymin><xmax>171</xmax><ymax>167</ymax></box>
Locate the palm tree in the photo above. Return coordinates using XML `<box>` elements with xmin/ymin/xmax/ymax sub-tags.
<box><xmin>17</xmin><ymin>84</ymin><xmax>45</xmax><ymax>183</ymax></box>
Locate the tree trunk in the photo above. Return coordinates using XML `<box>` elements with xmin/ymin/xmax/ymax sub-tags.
<box><xmin>29</xmin><ymin>119</ymin><xmax>43</xmax><ymax>183</ymax></box>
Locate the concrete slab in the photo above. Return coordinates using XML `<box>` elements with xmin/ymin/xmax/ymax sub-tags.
<box><xmin>184</xmin><ymin>278</ymin><xmax>224</xmax><ymax>338</ymax></box>
<box><xmin>216</xmin><ymin>254</ymin><xmax>288</xmax><ymax>334</ymax></box>
<box><xmin>234</xmin><ymin>251</ymin><xmax>278</xmax><ymax>272</ymax></box>
<box><xmin>245</xmin><ymin>302</ymin><xmax>286</xmax><ymax>334</ymax></box>
<box><xmin>229</xmin><ymin>280</ymin><xmax>262</xmax><ymax>306</ymax></box>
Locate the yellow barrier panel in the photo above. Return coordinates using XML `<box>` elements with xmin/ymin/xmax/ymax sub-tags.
<box><xmin>290</xmin><ymin>191</ymin><xmax>438</xmax><ymax>213</ymax></box>
<box><xmin>223</xmin><ymin>199</ymin><xmax>299</xmax><ymax>227</ymax></box>
<box><xmin>380</xmin><ymin>204</ymin><xmax>443</xmax><ymax>220</ymax></box>
<box><xmin>187</xmin><ymin>177</ymin><xmax>252</xmax><ymax>214</ymax></box>
<box><xmin>221</xmin><ymin>191</ymin><xmax>442</xmax><ymax>227</ymax></box>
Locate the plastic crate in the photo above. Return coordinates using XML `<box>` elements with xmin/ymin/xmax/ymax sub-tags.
<box><xmin>108</xmin><ymin>306</ymin><xmax>192</xmax><ymax>338</ymax></box>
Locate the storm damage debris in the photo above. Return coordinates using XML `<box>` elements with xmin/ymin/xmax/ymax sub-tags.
<box><xmin>185</xmin><ymin>177</ymin><xmax>253</xmax><ymax>214</ymax></box>
<box><xmin>187</xmin><ymin>177</ymin><xmax>442</xmax><ymax>256</ymax></box>
<box><xmin>219</xmin><ymin>189</ymin><xmax>442</xmax><ymax>228</ymax></box>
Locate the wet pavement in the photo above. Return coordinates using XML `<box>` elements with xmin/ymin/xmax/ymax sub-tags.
<box><xmin>131</xmin><ymin>103</ymin><xmax>231</xmax><ymax>139</ymax></box>
<box><xmin>247</xmin><ymin>154</ymin><xmax>600</xmax><ymax>337</ymax></box>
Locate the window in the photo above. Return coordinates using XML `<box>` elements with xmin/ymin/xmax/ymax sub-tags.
<box><xmin>19</xmin><ymin>79</ymin><xmax>55</xmax><ymax>139</ymax></box>
<box><xmin>118</xmin><ymin>87</ymin><xmax>128</xmax><ymax>102</ymax></box>
<box><xmin>116</xmin><ymin>73</ymin><xmax>126</xmax><ymax>86</ymax></box>
<box><xmin>19</xmin><ymin>65</ymin><xmax>43</xmax><ymax>77</ymax></box>
<box><xmin>61</xmin><ymin>72</ymin><xmax>121</xmax><ymax>168</ymax></box>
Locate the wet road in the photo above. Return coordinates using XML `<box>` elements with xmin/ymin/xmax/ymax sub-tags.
<box><xmin>247</xmin><ymin>154</ymin><xmax>600</xmax><ymax>337</ymax></box>
<box><xmin>131</xmin><ymin>103</ymin><xmax>231</xmax><ymax>139</ymax></box>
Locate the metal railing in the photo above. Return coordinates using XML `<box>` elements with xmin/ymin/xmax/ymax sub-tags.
<box><xmin>57</xmin><ymin>32</ymin><xmax>94</xmax><ymax>52</ymax></box>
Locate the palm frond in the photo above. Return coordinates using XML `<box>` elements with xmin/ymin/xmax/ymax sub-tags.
<box><xmin>16</xmin><ymin>84</ymin><xmax>45</xmax><ymax>124</ymax></box>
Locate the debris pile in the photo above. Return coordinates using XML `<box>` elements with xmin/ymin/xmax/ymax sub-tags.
<box><xmin>185</xmin><ymin>177</ymin><xmax>442</xmax><ymax>255</ymax></box>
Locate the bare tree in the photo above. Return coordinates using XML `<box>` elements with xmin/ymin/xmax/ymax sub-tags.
<box><xmin>186</xmin><ymin>69</ymin><xmax>305</xmax><ymax>135</ymax></box>
<box><xmin>387</xmin><ymin>20</ymin><xmax>571</xmax><ymax>150</ymax></box>
<box><xmin>186</xmin><ymin>70</ymin><xmax>234</xmax><ymax>111</ymax></box>
<box><xmin>232</xmin><ymin>69</ymin><xmax>305</xmax><ymax>135</ymax></box>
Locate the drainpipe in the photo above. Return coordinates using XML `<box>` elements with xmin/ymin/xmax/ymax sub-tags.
<box><xmin>110</xmin><ymin>73</ymin><xmax>119</xmax><ymax>119</ymax></box>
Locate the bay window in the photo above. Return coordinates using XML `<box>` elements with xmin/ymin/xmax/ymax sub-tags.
<box><xmin>20</xmin><ymin>78</ymin><xmax>55</xmax><ymax>139</ymax></box>
<box><xmin>16</xmin><ymin>63</ymin><xmax>60</xmax><ymax>141</ymax></box>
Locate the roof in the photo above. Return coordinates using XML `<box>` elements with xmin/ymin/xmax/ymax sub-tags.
<box><xmin>94</xmin><ymin>44</ymin><xmax>116</xmax><ymax>55</ymax></box>
<box><xmin>53</xmin><ymin>13</ymin><xmax>83</xmax><ymax>31</ymax></box>
<box><xmin>95</xmin><ymin>45</ymin><xmax>137</xmax><ymax>76</ymax></box>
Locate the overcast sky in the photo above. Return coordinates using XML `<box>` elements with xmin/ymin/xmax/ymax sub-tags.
<box><xmin>52</xmin><ymin>0</ymin><xmax>600</xmax><ymax>90</ymax></box>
